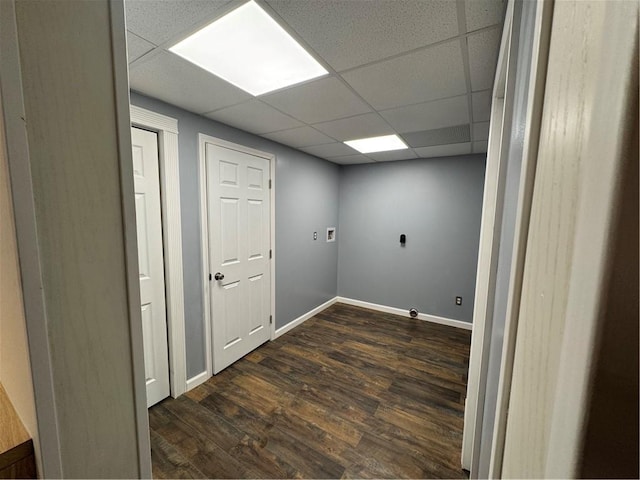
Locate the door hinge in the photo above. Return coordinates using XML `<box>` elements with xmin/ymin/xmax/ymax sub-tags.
<box><xmin>269</xmin><ymin>249</ymin><xmax>272</xmax><ymax>259</ymax></box>
<box><xmin>269</xmin><ymin>179</ymin><xmax>272</xmax><ymax>189</ymax></box>
<box><xmin>269</xmin><ymin>315</ymin><xmax>273</xmax><ymax>325</ymax></box>
<box><xmin>209</xmin><ymin>273</ymin><xmax>212</xmax><ymax>281</ymax></box>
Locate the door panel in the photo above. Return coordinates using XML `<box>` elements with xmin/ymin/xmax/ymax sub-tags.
<box><xmin>206</xmin><ymin>143</ymin><xmax>271</xmax><ymax>374</ymax></box>
<box><xmin>220</xmin><ymin>198</ymin><xmax>240</xmax><ymax>265</ymax></box>
<box><xmin>248</xmin><ymin>200</ymin><xmax>264</xmax><ymax>259</ymax></box>
<box><xmin>140</xmin><ymin>304</ymin><xmax>155</xmax><ymax>379</ymax></box>
<box><xmin>248</xmin><ymin>273</ymin><xmax>265</xmax><ymax>334</ymax></box>
<box><xmin>131</xmin><ymin>127</ymin><xmax>170</xmax><ymax>407</ymax></box>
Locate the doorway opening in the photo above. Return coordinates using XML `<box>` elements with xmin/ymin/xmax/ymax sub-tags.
<box><xmin>131</xmin><ymin>106</ymin><xmax>187</xmax><ymax>405</ymax></box>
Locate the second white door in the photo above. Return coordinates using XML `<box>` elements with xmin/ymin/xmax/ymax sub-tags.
<box><xmin>205</xmin><ymin>142</ymin><xmax>271</xmax><ymax>374</ymax></box>
<box><xmin>131</xmin><ymin>127</ymin><xmax>170</xmax><ymax>407</ymax></box>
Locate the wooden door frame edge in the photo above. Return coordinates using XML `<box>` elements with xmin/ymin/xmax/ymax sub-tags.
<box><xmin>0</xmin><ymin>1</ymin><xmax>64</xmax><ymax>476</ymax></box>
<box><xmin>488</xmin><ymin>0</ymin><xmax>554</xmax><ymax>476</ymax></box>
<box><xmin>109</xmin><ymin>2</ymin><xmax>153</xmax><ymax>477</ymax></box>
<box><xmin>545</xmin><ymin>3</ymin><xmax>638</xmax><ymax>476</ymax></box>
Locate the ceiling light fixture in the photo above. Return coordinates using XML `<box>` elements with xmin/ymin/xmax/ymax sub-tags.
<box><xmin>344</xmin><ymin>134</ymin><xmax>409</xmax><ymax>153</ymax></box>
<box><xmin>169</xmin><ymin>1</ymin><xmax>328</xmax><ymax>96</ymax></box>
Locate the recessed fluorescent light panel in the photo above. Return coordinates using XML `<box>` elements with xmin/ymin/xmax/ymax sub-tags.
<box><xmin>344</xmin><ymin>134</ymin><xmax>409</xmax><ymax>154</ymax></box>
<box><xmin>169</xmin><ymin>0</ymin><xmax>328</xmax><ymax>96</ymax></box>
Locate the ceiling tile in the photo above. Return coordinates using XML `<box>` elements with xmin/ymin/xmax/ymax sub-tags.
<box><xmin>329</xmin><ymin>154</ymin><xmax>374</xmax><ymax>165</ymax></box>
<box><xmin>266</xmin><ymin>0</ymin><xmax>458</xmax><ymax>71</ymax></box>
<box><xmin>205</xmin><ymin>100</ymin><xmax>303</xmax><ymax>134</ymax></box>
<box><xmin>129</xmin><ymin>52</ymin><xmax>251</xmax><ymax>114</ymax></box>
<box><xmin>366</xmin><ymin>149</ymin><xmax>418</xmax><ymax>162</ymax></box>
<box><xmin>342</xmin><ymin>40</ymin><xmax>467</xmax><ymax>110</ymax></box>
<box><xmin>263</xmin><ymin>126</ymin><xmax>334</xmax><ymax>148</ymax></box>
<box><xmin>125</xmin><ymin>0</ymin><xmax>230</xmax><ymax>46</ymax></box>
<box><xmin>262</xmin><ymin>76</ymin><xmax>371</xmax><ymax>124</ymax></box>
<box><xmin>473</xmin><ymin>140</ymin><xmax>489</xmax><ymax>153</ymax></box>
<box><xmin>472</xmin><ymin>90</ymin><xmax>492</xmax><ymax>122</ymax></box>
<box><xmin>403</xmin><ymin>125</ymin><xmax>471</xmax><ymax>148</ymax></box>
<box><xmin>380</xmin><ymin>95</ymin><xmax>469</xmax><ymax>133</ymax></box>
<box><xmin>126</xmin><ymin>31</ymin><xmax>155</xmax><ymax>63</ymax></box>
<box><xmin>415</xmin><ymin>142</ymin><xmax>472</xmax><ymax>158</ymax></box>
<box><xmin>313</xmin><ymin>113</ymin><xmax>393</xmax><ymax>142</ymax></box>
<box><xmin>468</xmin><ymin>27</ymin><xmax>502</xmax><ymax>91</ymax></box>
<box><xmin>472</xmin><ymin>121</ymin><xmax>490</xmax><ymax>141</ymax></box>
<box><xmin>301</xmin><ymin>142</ymin><xmax>358</xmax><ymax>158</ymax></box>
<box><xmin>465</xmin><ymin>0</ymin><xmax>506</xmax><ymax>32</ymax></box>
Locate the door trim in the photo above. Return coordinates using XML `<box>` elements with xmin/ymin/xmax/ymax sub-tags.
<box><xmin>130</xmin><ymin>105</ymin><xmax>187</xmax><ymax>399</ymax></box>
<box><xmin>487</xmin><ymin>1</ymin><xmax>553</xmax><ymax>475</ymax></box>
<box><xmin>198</xmin><ymin>134</ymin><xmax>276</xmax><ymax>383</ymax></box>
<box><xmin>0</xmin><ymin>1</ymin><xmax>64</xmax><ymax>475</ymax></box>
<box><xmin>461</xmin><ymin>0</ymin><xmax>515</xmax><ymax>471</ymax></box>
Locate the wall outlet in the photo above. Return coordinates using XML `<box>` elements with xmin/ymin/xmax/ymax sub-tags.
<box><xmin>455</xmin><ymin>296</ymin><xmax>462</xmax><ymax>306</ymax></box>
<box><xmin>313</xmin><ymin>232</ymin><xmax>318</xmax><ymax>240</ymax></box>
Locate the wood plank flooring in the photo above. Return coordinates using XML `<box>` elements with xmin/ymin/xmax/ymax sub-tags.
<box><xmin>150</xmin><ymin>303</ymin><xmax>472</xmax><ymax>479</ymax></box>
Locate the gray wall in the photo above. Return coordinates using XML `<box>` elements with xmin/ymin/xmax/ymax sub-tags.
<box><xmin>337</xmin><ymin>155</ymin><xmax>486</xmax><ymax>322</ymax></box>
<box><xmin>130</xmin><ymin>92</ymin><xmax>340</xmax><ymax>379</ymax></box>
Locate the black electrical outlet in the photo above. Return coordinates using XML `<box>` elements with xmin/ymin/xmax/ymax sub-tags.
<box><xmin>455</xmin><ymin>296</ymin><xmax>462</xmax><ymax>306</ymax></box>
<box><xmin>400</xmin><ymin>234</ymin><xmax>406</xmax><ymax>245</ymax></box>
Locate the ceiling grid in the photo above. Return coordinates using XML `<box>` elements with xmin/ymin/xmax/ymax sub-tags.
<box><xmin>126</xmin><ymin>0</ymin><xmax>505</xmax><ymax>164</ymax></box>
<box><xmin>253</xmin><ymin>2</ymin><xmax>414</xmax><ymax>163</ymax></box>
<box><xmin>457</xmin><ymin>0</ymin><xmax>475</xmax><ymax>157</ymax></box>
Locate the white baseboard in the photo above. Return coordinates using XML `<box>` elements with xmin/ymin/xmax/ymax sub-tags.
<box><xmin>335</xmin><ymin>296</ymin><xmax>473</xmax><ymax>331</ymax></box>
<box><xmin>274</xmin><ymin>296</ymin><xmax>338</xmax><ymax>338</ymax></box>
<box><xmin>185</xmin><ymin>296</ymin><xmax>469</xmax><ymax>395</ymax></box>
<box><xmin>185</xmin><ymin>370</ymin><xmax>210</xmax><ymax>392</ymax></box>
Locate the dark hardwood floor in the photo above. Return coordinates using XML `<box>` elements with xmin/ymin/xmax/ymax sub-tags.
<box><xmin>149</xmin><ymin>303</ymin><xmax>472</xmax><ymax>479</ymax></box>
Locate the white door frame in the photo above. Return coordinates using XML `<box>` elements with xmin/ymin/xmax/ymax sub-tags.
<box><xmin>110</xmin><ymin>3</ymin><xmax>153</xmax><ymax>475</ymax></box>
<box><xmin>0</xmin><ymin>1</ymin><xmax>154</xmax><ymax>476</ymax></box>
<box><xmin>198</xmin><ymin>134</ymin><xmax>276</xmax><ymax>383</ymax></box>
<box><xmin>0</xmin><ymin>1</ymin><xmax>64</xmax><ymax>475</ymax></box>
<box><xmin>463</xmin><ymin>0</ymin><xmax>553</xmax><ymax>475</ymax></box>
<box><xmin>487</xmin><ymin>0</ymin><xmax>553</xmax><ymax>476</ymax></box>
<box><xmin>501</xmin><ymin>1</ymin><xmax>638</xmax><ymax>476</ymax></box>
<box><xmin>130</xmin><ymin>105</ymin><xmax>187</xmax><ymax>399</ymax></box>
<box><xmin>461</xmin><ymin>0</ymin><xmax>515</xmax><ymax>471</ymax></box>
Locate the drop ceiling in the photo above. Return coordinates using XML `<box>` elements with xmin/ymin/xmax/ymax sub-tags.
<box><xmin>126</xmin><ymin>0</ymin><xmax>505</xmax><ymax>165</ymax></box>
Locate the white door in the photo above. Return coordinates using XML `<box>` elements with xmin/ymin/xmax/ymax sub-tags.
<box><xmin>131</xmin><ymin>127</ymin><xmax>170</xmax><ymax>407</ymax></box>
<box><xmin>205</xmin><ymin>143</ymin><xmax>271</xmax><ymax>374</ymax></box>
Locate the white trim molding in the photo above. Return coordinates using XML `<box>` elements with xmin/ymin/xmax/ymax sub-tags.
<box><xmin>274</xmin><ymin>297</ymin><xmax>338</xmax><ymax>338</ymax></box>
<box><xmin>185</xmin><ymin>370</ymin><xmax>210</xmax><ymax>391</ymax></box>
<box><xmin>130</xmin><ymin>105</ymin><xmax>187</xmax><ymax>399</ymax></box>
<box><xmin>462</xmin><ymin>0</ymin><xmax>517</xmax><ymax>472</ymax></box>
<box><xmin>0</xmin><ymin>1</ymin><xmax>64</xmax><ymax>475</ymax></box>
<box><xmin>488</xmin><ymin>0</ymin><xmax>553</xmax><ymax>476</ymax></box>
<box><xmin>272</xmin><ymin>296</ymin><xmax>473</xmax><ymax>338</ymax></box>
<box><xmin>197</xmin><ymin>135</ymin><xmax>213</xmax><ymax>382</ymax></box>
<box><xmin>336</xmin><ymin>297</ymin><xmax>473</xmax><ymax>331</ymax></box>
<box><xmin>130</xmin><ymin>105</ymin><xmax>178</xmax><ymax>134</ymax></box>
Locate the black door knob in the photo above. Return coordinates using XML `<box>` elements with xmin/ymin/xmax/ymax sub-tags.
<box><xmin>214</xmin><ymin>272</ymin><xmax>224</xmax><ymax>281</ymax></box>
